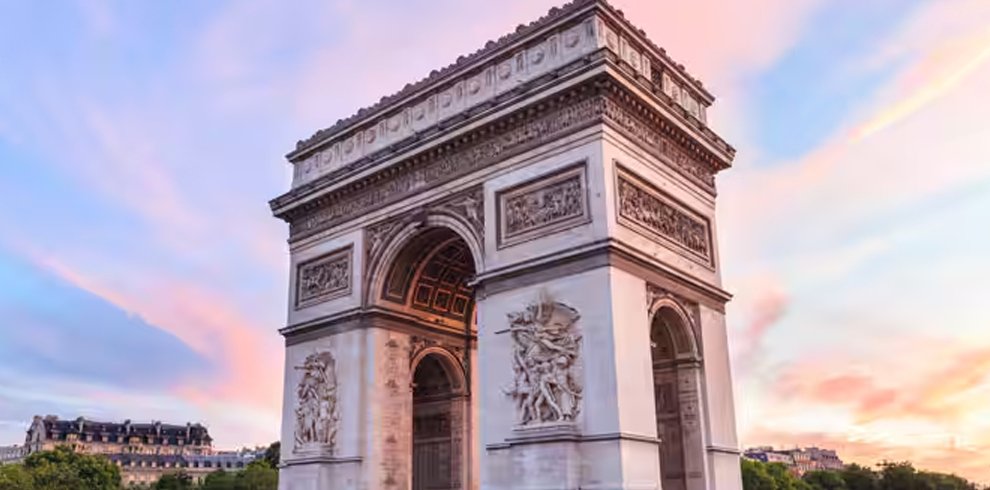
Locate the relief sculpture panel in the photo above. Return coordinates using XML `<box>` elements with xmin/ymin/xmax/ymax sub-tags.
<box><xmin>498</xmin><ymin>165</ymin><xmax>589</xmax><ymax>248</ymax></box>
<box><xmin>500</xmin><ymin>294</ymin><xmax>583</xmax><ymax>425</ymax></box>
<box><xmin>295</xmin><ymin>247</ymin><xmax>352</xmax><ymax>309</ymax></box>
<box><xmin>616</xmin><ymin>166</ymin><xmax>713</xmax><ymax>266</ymax></box>
<box><xmin>294</xmin><ymin>351</ymin><xmax>340</xmax><ymax>454</ymax></box>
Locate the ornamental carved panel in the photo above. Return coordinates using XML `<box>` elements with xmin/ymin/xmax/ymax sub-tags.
<box><xmin>500</xmin><ymin>294</ymin><xmax>583</xmax><ymax>426</ymax></box>
<box><xmin>497</xmin><ymin>164</ymin><xmax>590</xmax><ymax>248</ymax></box>
<box><xmin>616</xmin><ymin>166</ymin><xmax>712</xmax><ymax>265</ymax></box>
<box><xmin>295</xmin><ymin>247</ymin><xmax>352</xmax><ymax>309</ymax></box>
<box><xmin>294</xmin><ymin>351</ymin><xmax>340</xmax><ymax>454</ymax></box>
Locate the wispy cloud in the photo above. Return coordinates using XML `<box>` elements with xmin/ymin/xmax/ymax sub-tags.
<box><xmin>1</xmin><ymin>0</ymin><xmax>989</xmax><ymax>481</ymax></box>
<box><xmin>723</xmin><ymin>1</ymin><xmax>990</xmax><ymax>481</ymax></box>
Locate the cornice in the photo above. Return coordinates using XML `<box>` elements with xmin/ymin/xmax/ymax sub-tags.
<box><xmin>284</xmin><ymin>0</ymin><xmax>725</xmax><ymax>187</ymax></box>
<box><xmin>272</xmin><ymin>51</ymin><xmax>607</xmax><ymax>215</ymax></box>
<box><xmin>287</xmin><ymin>0</ymin><xmax>602</xmax><ymax>161</ymax></box>
<box><xmin>272</xmin><ymin>74</ymin><xmax>733</xmax><ymax>242</ymax></box>
<box><xmin>273</xmin><ymin>76</ymin><xmax>607</xmax><ymax>233</ymax></box>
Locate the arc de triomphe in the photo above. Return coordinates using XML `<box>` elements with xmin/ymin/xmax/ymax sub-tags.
<box><xmin>269</xmin><ymin>1</ymin><xmax>742</xmax><ymax>489</ymax></box>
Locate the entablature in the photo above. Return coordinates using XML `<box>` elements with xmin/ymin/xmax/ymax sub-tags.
<box><xmin>272</xmin><ymin>74</ymin><xmax>732</xmax><ymax>244</ymax></box>
<box><xmin>278</xmin><ymin>0</ymin><xmax>734</xmax><ymax>193</ymax></box>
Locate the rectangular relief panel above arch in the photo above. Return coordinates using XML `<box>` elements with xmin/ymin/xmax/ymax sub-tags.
<box><xmin>496</xmin><ymin>162</ymin><xmax>591</xmax><ymax>249</ymax></box>
<box><xmin>614</xmin><ymin>163</ymin><xmax>714</xmax><ymax>269</ymax></box>
<box><xmin>295</xmin><ymin>245</ymin><xmax>354</xmax><ymax>310</ymax></box>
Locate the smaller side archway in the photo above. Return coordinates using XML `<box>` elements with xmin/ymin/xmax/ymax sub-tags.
<box><xmin>649</xmin><ymin>300</ymin><xmax>707</xmax><ymax>490</ymax></box>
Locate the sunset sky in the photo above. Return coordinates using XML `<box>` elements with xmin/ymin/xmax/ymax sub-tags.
<box><xmin>1</xmin><ymin>0</ymin><xmax>989</xmax><ymax>483</ymax></box>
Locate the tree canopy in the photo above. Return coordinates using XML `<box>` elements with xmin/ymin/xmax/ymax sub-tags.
<box><xmin>2</xmin><ymin>445</ymin><xmax>122</xmax><ymax>490</ymax></box>
<box><xmin>741</xmin><ymin>459</ymin><xmax>984</xmax><ymax>490</ymax></box>
<box><xmin>0</xmin><ymin>444</ymin><xmax>281</xmax><ymax>490</ymax></box>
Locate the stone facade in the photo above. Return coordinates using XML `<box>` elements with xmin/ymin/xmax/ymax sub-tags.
<box><xmin>270</xmin><ymin>1</ymin><xmax>741</xmax><ymax>489</ymax></box>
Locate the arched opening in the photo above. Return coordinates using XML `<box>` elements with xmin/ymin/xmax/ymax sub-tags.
<box><xmin>412</xmin><ymin>353</ymin><xmax>462</xmax><ymax>490</ymax></box>
<box><xmin>382</xmin><ymin>227</ymin><xmax>477</xmax><ymax>333</ymax></box>
<box><xmin>651</xmin><ymin>306</ymin><xmax>694</xmax><ymax>490</ymax></box>
<box><xmin>379</xmin><ymin>226</ymin><xmax>477</xmax><ymax>490</ymax></box>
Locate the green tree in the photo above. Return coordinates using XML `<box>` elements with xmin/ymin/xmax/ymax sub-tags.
<box><xmin>0</xmin><ymin>464</ymin><xmax>34</xmax><ymax>490</ymax></box>
<box><xmin>880</xmin><ymin>462</ymin><xmax>922</xmax><ymax>490</ymax></box>
<box><xmin>840</xmin><ymin>464</ymin><xmax>879</xmax><ymax>490</ymax></box>
<box><xmin>153</xmin><ymin>471</ymin><xmax>194</xmax><ymax>490</ymax></box>
<box><xmin>766</xmin><ymin>462</ymin><xmax>812</xmax><ymax>490</ymax></box>
<box><xmin>235</xmin><ymin>460</ymin><xmax>277</xmax><ymax>490</ymax></box>
<box><xmin>262</xmin><ymin>442</ymin><xmax>280</xmax><ymax>470</ymax></box>
<box><xmin>23</xmin><ymin>446</ymin><xmax>121</xmax><ymax>490</ymax></box>
<box><xmin>200</xmin><ymin>470</ymin><xmax>236</xmax><ymax>490</ymax></box>
<box><xmin>742</xmin><ymin>459</ymin><xmax>779</xmax><ymax>490</ymax></box>
<box><xmin>917</xmin><ymin>470</ymin><xmax>978</xmax><ymax>490</ymax></box>
<box><xmin>805</xmin><ymin>470</ymin><xmax>848</xmax><ymax>490</ymax></box>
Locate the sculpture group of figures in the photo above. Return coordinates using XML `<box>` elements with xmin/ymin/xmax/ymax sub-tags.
<box><xmin>298</xmin><ymin>256</ymin><xmax>350</xmax><ymax>304</ymax></box>
<box><xmin>504</xmin><ymin>176</ymin><xmax>584</xmax><ymax>235</ymax></box>
<box><xmin>503</xmin><ymin>297</ymin><xmax>584</xmax><ymax>425</ymax></box>
<box><xmin>294</xmin><ymin>351</ymin><xmax>340</xmax><ymax>452</ymax></box>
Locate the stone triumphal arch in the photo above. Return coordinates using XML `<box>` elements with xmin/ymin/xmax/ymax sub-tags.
<box><xmin>270</xmin><ymin>1</ymin><xmax>742</xmax><ymax>489</ymax></box>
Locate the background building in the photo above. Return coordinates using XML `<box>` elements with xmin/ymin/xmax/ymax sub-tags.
<box><xmin>744</xmin><ymin>446</ymin><xmax>846</xmax><ymax>475</ymax></box>
<box><xmin>24</xmin><ymin>415</ymin><xmax>212</xmax><ymax>456</ymax></box>
<box><xmin>0</xmin><ymin>444</ymin><xmax>25</xmax><ymax>465</ymax></box>
<box><xmin>17</xmin><ymin>415</ymin><xmax>259</xmax><ymax>485</ymax></box>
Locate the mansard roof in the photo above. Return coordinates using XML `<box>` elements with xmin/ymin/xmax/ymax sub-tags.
<box><xmin>288</xmin><ymin>0</ymin><xmax>714</xmax><ymax>160</ymax></box>
<box><xmin>35</xmin><ymin>416</ymin><xmax>212</xmax><ymax>442</ymax></box>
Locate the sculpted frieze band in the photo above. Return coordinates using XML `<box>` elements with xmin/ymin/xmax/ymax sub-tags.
<box><xmin>282</xmin><ymin>79</ymin><xmax>724</xmax><ymax>242</ymax></box>
<box><xmin>296</xmin><ymin>247</ymin><xmax>353</xmax><ymax>309</ymax></box>
<box><xmin>616</xmin><ymin>166</ymin><xmax>712</xmax><ymax>265</ymax></box>
<box><xmin>288</xmin><ymin>87</ymin><xmax>604</xmax><ymax>241</ymax></box>
<box><xmin>602</xmin><ymin>96</ymin><xmax>716</xmax><ymax>191</ymax></box>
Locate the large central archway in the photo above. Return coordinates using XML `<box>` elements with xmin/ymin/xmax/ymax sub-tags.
<box><xmin>381</xmin><ymin>227</ymin><xmax>477</xmax><ymax>331</ymax></box>
<box><xmin>378</xmin><ymin>226</ymin><xmax>478</xmax><ymax>490</ymax></box>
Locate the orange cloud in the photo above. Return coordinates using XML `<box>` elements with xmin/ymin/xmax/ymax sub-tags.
<box><xmin>752</xmin><ymin>335</ymin><xmax>990</xmax><ymax>483</ymax></box>
<box><xmin>744</xmin><ymin>426</ymin><xmax>990</xmax><ymax>484</ymax></box>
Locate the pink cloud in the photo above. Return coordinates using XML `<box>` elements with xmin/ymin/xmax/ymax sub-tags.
<box><xmin>31</xmin><ymin>253</ymin><xmax>283</xmax><ymax>415</ymax></box>
<box><xmin>749</xmin><ymin>334</ymin><xmax>990</xmax><ymax>483</ymax></box>
<box><xmin>727</xmin><ymin>276</ymin><xmax>789</xmax><ymax>370</ymax></box>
